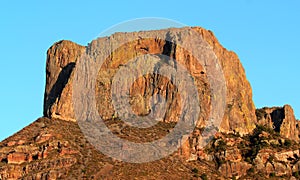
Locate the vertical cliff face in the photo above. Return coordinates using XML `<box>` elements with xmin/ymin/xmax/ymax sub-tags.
<box><xmin>256</xmin><ymin>105</ymin><xmax>299</xmax><ymax>141</ymax></box>
<box><xmin>192</xmin><ymin>27</ymin><xmax>257</xmax><ymax>134</ymax></box>
<box><xmin>43</xmin><ymin>40</ymin><xmax>85</xmax><ymax>121</ymax></box>
<box><xmin>43</xmin><ymin>27</ymin><xmax>257</xmax><ymax>134</ymax></box>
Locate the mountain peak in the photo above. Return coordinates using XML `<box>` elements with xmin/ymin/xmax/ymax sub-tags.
<box><xmin>1</xmin><ymin>27</ymin><xmax>299</xmax><ymax>179</ymax></box>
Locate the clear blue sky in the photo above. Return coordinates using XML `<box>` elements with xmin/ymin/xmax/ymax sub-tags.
<box><xmin>0</xmin><ymin>0</ymin><xmax>299</xmax><ymax>141</ymax></box>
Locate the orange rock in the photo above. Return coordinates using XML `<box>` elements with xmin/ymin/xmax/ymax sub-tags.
<box><xmin>7</xmin><ymin>152</ymin><xmax>28</xmax><ymax>164</ymax></box>
<box><xmin>257</xmin><ymin>105</ymin><xmax>299</xmax><ymax>141</ymax></box>
<box><xmin>43</xmin><ymin>27</ymin><xmax>257</xmax><ymax>135</ymax></box>
<box><xmin>35</xmin><ymin>133</ymin><xmax>53</xmax><ymax>143</ymax></box>
<box><xmin>59</xmin><ymin>147</ymin><xmax>78</xmax><ymax>156</ymax></box>
<box><xmin>7</xmin><ymin>141</ymin><xmax>16</xmax><ymax>147</ymax></box>
<box><xmin>17</xmin><ymin>140</ymin><xmax>26</xmax><ymax>145</ymax></box>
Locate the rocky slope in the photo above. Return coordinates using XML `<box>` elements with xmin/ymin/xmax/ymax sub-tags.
<box><xmin>0</xmin><ymin>117</ymin><xmax>299</xmax><ymax>179</ymax></box>
<box><xmin>0</xmin><ymin>26</ymin><xmax>299</xmax><ymax>179</ymax></box>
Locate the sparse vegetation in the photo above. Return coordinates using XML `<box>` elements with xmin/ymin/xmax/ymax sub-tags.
<box><xmin>200</xmin><ymin>173</ymin><xmax>208</xmax><ymax>180</ymax></box>
<box><xmin>255</xmin><ymin>109</ymin><xmax>267</xmax><ymax>120</ymax></box>
<box><xmin>192</xmin><ymin>167</ymin><xmax>199</xmax><ymax>178</ymax></box>
<box><xmin>284</xmin><ymin>139</ymin><xmax>292</xmax><ymax>148</ymax></box>
<box><xmin>215</xmin><ymin>139</ymin><xmax>227</xmax><ymax>152</ymax></box>
<box><xmin>268</xmin><ymin>155</ymin><xmax>275</xmax><ymax>164</ymax></box>
<box><xmin>241</xmin><ymin>125</ymin><xmax>278</xmax><ymax>163</ymax></box>
<box><xmin>293</xmin><ymin>171</ymin><xmax>299</xmax><ymax>178</ymax></box>
<box><xmin>191</xmin><ymin>167</ymin><xmax>199</xmax><ymax>174</ymax></box>
<box><xmin>247</xmin><ymin>167</ymin><xmax>255</xmax><ymax>174</ymax></box>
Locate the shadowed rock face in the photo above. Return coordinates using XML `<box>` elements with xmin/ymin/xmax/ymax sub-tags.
<box><xmin>43</xmin><ymin>27</ymin><xmax>257</xmax><ymax>135</ymax></box>
<box><xmin>43</xmin><ymin>40</ymin><xmax>85</xmax><ymax>122</ymax></box>
<box><xmin>256</xmin><ymin>105</ymin><xmax>299</xmax><ymax>141</ymax></box>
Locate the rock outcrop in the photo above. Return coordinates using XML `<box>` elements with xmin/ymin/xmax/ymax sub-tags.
<box><xmin>43</xmin><ymin>27</ymin><xmax>257</xmax><ymax>134</ymax></box>
<box><xmin>256</xmin><ymin>105</ymin><xmax>299</xmax><ymax>141</ymax></box>
<box><xmin>43</xmin><ymin>40</ymin><xmax>85</xmax><ymax>122</ymax></box>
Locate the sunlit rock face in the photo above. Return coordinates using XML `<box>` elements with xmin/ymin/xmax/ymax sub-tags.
<box><xmin>256</xmin><ymin>105</ymin><xmax>299</xmax><ymax>141</ymax></box>
<box><xmin>43</xmin><ymin>27</ymin><xmax>257</xmax><ymax>135</ymax></box>
<box><xmin>1</xmin><ymin>27</ymin><xmax>300</xmax><ymax>179</ymax></box>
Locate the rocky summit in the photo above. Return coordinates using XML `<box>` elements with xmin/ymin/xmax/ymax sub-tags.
<box><xmin>0</xmin><ymin>27</ymin><xmax>299</xmax><ymax>179</ymax></box>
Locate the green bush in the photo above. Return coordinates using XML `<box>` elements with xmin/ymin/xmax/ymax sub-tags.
<box><xmin>252</xmin><ymin>125</ymin><xmax>275</xmax><ymax>137</ymax></box>
<box><xmin>269</xmin><ymin>172</ymin><xmax>275</xmax><ymax>177</ymax></box>
<box><xmin>255</xmin><ymin>109</ymin><xmax>266</xmax><ymax>120</ymax></box>
<box><xmin>215</xmin><ymin>157</ymin><xmax>226</xmax><ymax>168</ymax></box>
<box><xmin>200</xmin><ymin>173</ymin><xmax>208</xmax><ymax>180</ymax></box>
<box><xmin>268</xmin><ymin>155</ymin><xmax>275</xmax><ymax>163</ymax></box>
<box><xmin>247</xmin><ymin>167</ymin><xmax>255</xmax><ymax>174</ymax></box>
<box><xmin>243</xmin><ymin>125</ymin><xmax>276</xmax><ymax>163</ymax></box>
<box><xmin>215</xmin><ymin>139</ymin><xmax>227</xmax><ymax>152</ymax></box>
<box><xmin>191</xmin><ymin>167</ymin><xmax>199</xmax><ymax>174</ymax></box>
<box><xmin>284</xmin><ymin>139</ymin><xmax>292</xmax><ymax>148</ymax></box>
<box><xmin>293</xmin><ymin>171</ymin><xmax>299</xmax><ymax>178</ymax></box>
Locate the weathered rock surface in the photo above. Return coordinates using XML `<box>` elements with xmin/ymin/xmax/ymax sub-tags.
<box><xmin>0</xmin><ymin>118</ymin><xmax>223</xmax><ymax>179</ymax></box>
<box><xmin>256</xmin><ymin>105</ymin><xmax>299</xmax><ymax>141</ymax></box>
<box><xmin>43</xmin><ymin>27</ymin><xmax>257</xmax><ymax>134</ymax></box>
<box><xmin>0</xmin><ymin>118</ymin><xmax>299</xmax><ymax>179</ymax></box>
<box><xmin>43</xmin><ymin>40</ymin><xmax>85</xmax><ymax>121</ymax></box>
<box><xmin>1</xmin><ymin>26</ymin><xmax>299</xmax><ymax>179</ymax></box>
<box><xmin>254</xmin><ymin>149</ymin><xmax>300</xmax><ymax>177</ymax></box>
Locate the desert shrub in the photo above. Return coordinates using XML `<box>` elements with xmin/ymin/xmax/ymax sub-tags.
<box><xmin>242</xmin><ymin>125</ymin><xmax>276</xmax><ymax>163</ymax></box>
<box><xmin>215</xmin><ymin>156</ymin><xmax>226</xmax><ymax>168</ymax></box>
<box><xmin>247</xmin><ymin>167</ymin><xmax>255</xmax><ymax>174</ymax></box>
<box><xmin>270</xmin><ymin>142</ymin><xmax>280</xmax><ymax>148</ymax></box>
<box><xmin>215</xmin><ymin>139</ymin><xmax>227</xmax><ymax>152</ymax></box>
<box><xmin>269</xmin><ymin>172</ymin><xmax>275</xmax><ymax>177</ymax></box>
<box><xmin>255</xmin><ymin>109</ymin><xmax>266</xmax><ymax>120</ymax></box>
<box><xmin>200</xmin><ymin>173</ymin><xmax>208</xmax><ymax>180</ymax></box>
<box><xmin>245</xmin><ymin>157</ymin><xmax>252</xmax><ymax>163</ymax></box>
<box><xmin>268</xmin><ymin>155</ymin><xmax>275</xmax><ymax>163</ymax></box>
<box><xmin>293</xmin><ymin>171</ymin><xmax>299</xmax><ymax>178</ymax></box>
<box><xmin>252</xmin><ymin>125</ymin><xmax>275</xmax><ymax>137</ymax></box>
<box><xmin>238</xmin><ymin>141</ymin><xmax>246</xmax><ymax>149</ymax></box>
<box><xmin>284</xmin><ymin>139</ymin><xmax>292</xmax><ymax>148</ymax></box>
<box><xmin>191</xmin><ymin>167</ymin><xmax>199</xmax><ymax>174</ymax></box>
<box><xmin>205</xmin><ymin>138</ymin><xmax>227</xmax><ymax>154</ymax></box>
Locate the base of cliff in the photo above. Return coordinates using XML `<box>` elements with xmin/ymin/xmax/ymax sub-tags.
<box><xmin>0</xmin><ymin>117</ymin><xmax>299</xmax><ymax>179</ymax></box>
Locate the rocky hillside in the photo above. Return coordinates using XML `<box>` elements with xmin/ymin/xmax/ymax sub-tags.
<box><xmin>0</xmin><ymin>116</ymin><xmax>299</xmax><ymax>179</ymax></box>
<box><xmin>0</xmin><ymin>27</ymin><xmax>299</xmax><ymax>179</ymax></box>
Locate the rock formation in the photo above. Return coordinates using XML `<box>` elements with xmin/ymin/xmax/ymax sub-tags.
<box><xmin>43</xmin><ymin>27</ymin><xmax>257</xmax><ymax>135</ymax></box>
<box><xmin>0</xmin><ymin>26</ymin><xmax>299</xmax><ymax>179</ymax></box>
<box><xmin>43</xmin><ymin>40</ymin><xmax>85</xmax><ymax>122</ymax></box>
<box><xmin>256</xmin><ymin>105</ymin><xmax>299</xmax><ymax>141</ymax></box>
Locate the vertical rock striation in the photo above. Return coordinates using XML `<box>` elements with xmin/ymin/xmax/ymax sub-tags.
<box><xmin>43</xmin><ymin>27</ymin><xmax>257</xmax><ymax>134</ymax></box>
<box><xmin>43</xmin><ymin>40</ymin><xmax>85</xmax><ymax>121</ymax></box>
